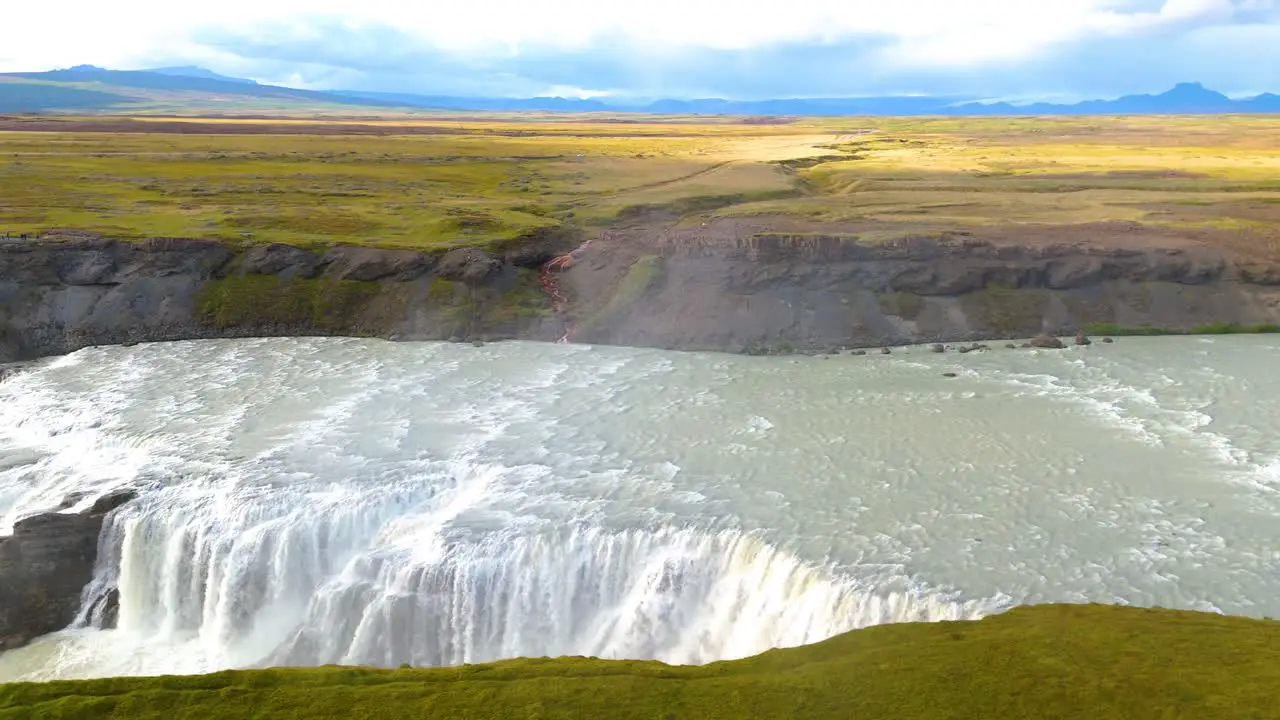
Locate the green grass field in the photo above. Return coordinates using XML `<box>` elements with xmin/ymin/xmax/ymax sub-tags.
<box><xmin>1</xmin><ymin>604</ymin><xmax>1277</xmax><ymax>719</ymax></box>
<box><xmin>1</xmin><ymin>114</ymin><xmax>1278</xmax><ymax>254</ymax></box>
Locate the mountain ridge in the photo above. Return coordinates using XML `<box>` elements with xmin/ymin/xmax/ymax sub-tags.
<box><xmin>2</xmin><ymin>65</ymin><xmax>1278</xmax><ymax>115</ymax></box>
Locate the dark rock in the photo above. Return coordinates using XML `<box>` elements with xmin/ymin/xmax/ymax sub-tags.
<box><xmin>0</xmin><ymin>489</ymin><xmax>138</xmax><ymax>651</ymax></box>
<box><xmin>435</xmin><ymin>247</ymin><xmax>503</xmax><ymax>284</ymax></box>
<box><xmin>931</xmin><ymin>343</ymin><xmax>946</xmax><ymax>353</ymax></box>
<box><xmin>1102</xmin><ymin>337</ymin><xmax>1115</xmax><ymax>344</ymax></box>
<box><xmin>56</xmin><ymin>491</ymin><xmax>91</xmax><ymax>511</ymax></box>
<box><xmin>942</xmin><ymin>372</ymin><xmax>958</xmax><ymax>378</ymax></box>
<box><xmin>89</xmin><ymin>588</ymin><xmax>121</xmax><ymax>629</ymax></box>
<box><xmin>881</xmin><ymin>347</ymin><xmax>892</xmax><ymax>354</ymax></box>
<box><xmin>472</xmin><ymin>340</ymin><xmax>486</xmax><ymax>347</ymax></box>
<box><xmin>1029</xmin><ymin>333</ymin><xmax>1066</xmax><ymax>349</ymax></box>
<box><xmin>1020</xmin><ymin>343</ymin><xmax>1032</xmax><ymax>348</ymax></box>
<box><xmin>58</xmin><ymin>250</ymin><xmax>117</xmax><ymax>285</ymax></box>
<box><xmin>1075</xmin><ymin>331</ymin><xmax>1093</xmax><ymax>346</ymax></box>
<box><xmin>1045</xmin><ymin>257</ymin><xmax>1104</xmax><ymax>289</ymax></box>
<box><xmin>320</xmin><ymin>246</ymin><xmax>431</xmax><ymax>282</ymax></box>
<box><xmin>851</xmin><ymin>350</ymin><xmax>867</xmax><ymax>356</ymax></box>
<box><xmin>90</xmin><ymin>489</ymin><xmax>138</xmax><ymax>515</ymax></box>
<box><xmin>1005</xmin><ymin>343</ymin><xmax>1017</xmax><ymax>349</ymax></box>
<box><xmin>240</xmin><ymin>243</ymin><xmax>322</xmax><ymax>278</ymax></box>
<box><xmin>957</xmin><ymin>346</ymin><xmax>972</xmax><ymax>354</ymax></box>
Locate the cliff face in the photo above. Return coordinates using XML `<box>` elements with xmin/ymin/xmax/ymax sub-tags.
<box><xmin>559</xmin><ymin>232</ymin><xmax>1280</xmax><ymax>351</ymax></box>
<box><xmin>2</xmin><ymin>231</ymin><xmax>1280</xmax><ymax>363</ymax></box>
<box><xmin>0</xmin><ymin>490</ymin><xmax>136</xmax><ymax>651</ymax></box>
<box><xmin>0</xmin><ymin>234</ymin><xmax>569</xmax><ymax>362</ymax></box>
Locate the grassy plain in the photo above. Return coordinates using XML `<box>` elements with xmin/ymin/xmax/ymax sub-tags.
<box><xmin>1</xmin><ymin>604</ymin><xmax>1278</xmax><ymax>719</ymax></box>
<box><xmin>1</xmin><ymin>114</ymin><xmax>1278</xmax><ymax>254</ymax></box>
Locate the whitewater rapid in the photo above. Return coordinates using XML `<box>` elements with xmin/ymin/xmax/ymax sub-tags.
<box><xmin>1</xmin><ymin>336</ymin><xmax>1279</xmax><ymax>681</ymax></box>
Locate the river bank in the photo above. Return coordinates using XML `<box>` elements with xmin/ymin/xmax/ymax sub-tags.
<box><xmin>3</xmin><ymin>604</ymin><xmax>1279</xmax><ymax>720</ymax></box>
<box><xmin>3</xmin><ymin>224</ymin><xmax>1280</xmax><ymax>363</ymax></box>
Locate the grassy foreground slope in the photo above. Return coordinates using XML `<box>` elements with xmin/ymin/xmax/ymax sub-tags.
<box><xmin>2</xmin><ymin>114</ymin><xmax>1278</xmax><ymax>257</ymax></box>
<box><xmin>2</xmin><ymin>605</ymin><xmax>1278</xmax><ymax>719</ymax></box>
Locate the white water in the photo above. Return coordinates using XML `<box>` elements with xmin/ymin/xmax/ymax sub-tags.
<box><xmin>2</xmin><ymin>336</ymin><xmax>1279</xmax><ymax>681</ymax></box>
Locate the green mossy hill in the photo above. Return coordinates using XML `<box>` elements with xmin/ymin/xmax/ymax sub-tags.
<box><xmin>196</xmin><ymin>275</ymin><xmax>388</xmax><ymax>333</ymax></box>
<box><xmin>3</xmin><ymin>604</ymin><xmax>1279</xmax><ymax>719</ymax></box>
<box><xmin>1085</xmin><ymin>322</ymin><xmax>1280</xmax><ymax>336</ymax></box>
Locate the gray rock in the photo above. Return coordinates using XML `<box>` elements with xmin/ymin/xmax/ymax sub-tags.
<box><xmin>435</xmin><ymin>247</ymin><xmax>502</xmax><ymax>284</ymax></box>
<box><xmin>0</xmin><ymin>488</ymin><xmax>137</xmax><ymax>651</ymax></box>
<box><xmin>931</xmin><ymin>343</ymin><xmax>946</xmax><ymax>353</ymax></box>
<box><xmin>1029</xmin><ymin>333</ymin><xmax>1066</xmax><ymax>349</ymax></box>
<box><xmin>1075</xmin><ymin>331</ymin><xmax>1093</xmax><ymax>346</ymax></box>
<box><xmin>320</xmin><ymin>246</ymin><xmax>431</xmax><ymax>282</ymax></box>
<box><xmin>240</xmin><ymin>243</ymin><xmax>322</xmax><ymax>278</ymax></box>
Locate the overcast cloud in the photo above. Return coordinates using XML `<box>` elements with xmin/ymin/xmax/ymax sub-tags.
<box><xmin>2</xmin><ymin>0</ymin><xmax>1277</xmax><ymax>99</ymax></box>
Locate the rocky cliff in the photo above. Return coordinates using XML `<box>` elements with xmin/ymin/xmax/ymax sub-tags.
<box><xmin>0</xmin><ymin>490</ymin><xmax>136</xmax><ymax>651</ymax></box>
<box><xmin>560</xmin><ymin>230</ymin><xmax>1280</xmax><ymax>352</ymax></box>
<box><xmin>2</xmin><ymin>229</ymin><xmax>1280</xmax><ymax>364</ymax></box>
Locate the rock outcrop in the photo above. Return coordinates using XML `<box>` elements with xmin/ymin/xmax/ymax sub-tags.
<box><xmin>2</xmin><ymin>230</ymin><xmax>1280</xmax><ymax>362</ymax></box>
<box><xmin>0</xmin><ymin>489</ymin><xmax>136</xmax><ymax>651</ymax></box>
<box><xmin>1029</xmin><ymin>334</ymin><xmax>1067</xmax><ymax>349</ymax></box>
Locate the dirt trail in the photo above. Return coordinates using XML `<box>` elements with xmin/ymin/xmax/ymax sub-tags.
<box><xmin>590</xmin><ymin>132</ymin><xmax>866</xmax><ymax>202</ymax></box>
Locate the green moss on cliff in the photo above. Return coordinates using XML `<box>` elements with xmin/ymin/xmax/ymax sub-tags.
<box><xmin>964</xmin><ymin>283</ymin><xmax>1049</xmax><ymax>336</ymax></box>
<box><xmin>2</xmin><ymin>605</ymin><xmax>1279</xmax><ymax>719</ymax></box>
<box><xmin>877</xmin><ymin>290</ymin><xmax>926</xmax><ymax>321</ymax></box>
<box><xmin>479</xmin><ymin>269</ymin><xmax>553</xmax><ymax>324</ymax></box>
<box><xmin>1086</xmin><ymin>322</ymin><xmax>1280</xmax><ymax>336</ymax></box>
<box><xmin>579</xmin><ymin>255</ymin><xmax>663</xmax><ymax>333</ymax></box>
<box><xmin>196</xmin><ymin>275</ymin><xmax>383</xmax><ymax>331</ymax></box>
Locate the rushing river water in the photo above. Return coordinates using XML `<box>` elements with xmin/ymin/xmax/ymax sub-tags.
<box><xmin>1</xmin><ymin>336</ymin><xmax>1278</xmax><ymax>681</ymax></box>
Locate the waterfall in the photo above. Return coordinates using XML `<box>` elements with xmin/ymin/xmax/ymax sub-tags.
<box><xmin>69</xmin><ymin>460</ymin><xmax>1004</xmax><ymax>674</ymax></box>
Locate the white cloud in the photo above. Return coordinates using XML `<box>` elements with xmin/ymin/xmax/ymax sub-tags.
<box><xmin>0</xmin><ymin>0</ymin><xmax>1270</xmax><ymax>73</ymax></box>
<box><xmin>1</xmin><ymin>0</ymin><xmax>1275</xmax><ymax>100</ymax></box>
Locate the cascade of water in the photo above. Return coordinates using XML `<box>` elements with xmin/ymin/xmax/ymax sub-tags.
<box><xmin>81</xmin><ymin>478</ymin><xmax>1002</xmax><ymax>672</ymax></box>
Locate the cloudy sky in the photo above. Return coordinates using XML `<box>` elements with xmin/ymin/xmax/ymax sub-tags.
<box><xmin>2</xmin><ymin>0</ymin><xmax>1278</xmax><ymax>100</ymax></box>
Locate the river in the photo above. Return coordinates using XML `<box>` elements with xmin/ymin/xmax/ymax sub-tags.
<box><xmin>0</xmin><ymin>336</ymin><xmax>1278</xmax><ymax>681</ymax></box>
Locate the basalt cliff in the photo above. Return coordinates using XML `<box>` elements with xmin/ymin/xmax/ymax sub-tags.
<box><xmin>2</xmin><ymin>225</ymin><xmax>1280</xmax><ymax>364</ymax></box>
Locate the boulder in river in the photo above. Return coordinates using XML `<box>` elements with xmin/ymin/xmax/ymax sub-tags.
<box><xmin>0</xmin><ymin>489</ymin><xmax>136</xmax><ymax>651</ymax></box>
<box><xmin>930</xmin><ymin>343</ymin><xmax>946</xmax><ymax>353</ymax></box>
<box><xmin>1029</xmin><ymin>333</ymin><xmax>1066</xmax><ymax>349</ymax></box>
<box><xmin>1075</xmin><ymin>331</ymin><xmax>1093</xmax><ymax>346</ymax></box>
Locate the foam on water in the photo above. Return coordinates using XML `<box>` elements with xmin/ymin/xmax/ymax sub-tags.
<box><xmin>2</xmin><ymin>336</ymin><xmax>1280</xmax><ymax>682</ymax></box>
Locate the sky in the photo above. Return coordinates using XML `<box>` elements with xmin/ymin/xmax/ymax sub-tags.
<box><xmin>2</xmin><ymin>0</ymin><xmax>1279</xmax><ymax>100</ymax></box>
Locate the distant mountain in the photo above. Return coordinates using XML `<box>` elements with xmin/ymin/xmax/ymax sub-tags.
<box><xmin>954</xmin><ymin>82</ymin><xmax>1242</xmax><ymax>115</ymax></box>
<box><xmin>0</xmin><ymin>68</ymin><xmax>1276</xmax><ymax>117</ymax></box>
<box><xmin>0</xmin><ymin>77</ymin><xmax>134</xmax><ymax>113</ymax></box>
<box><xmin>331</xmin><ymin>82</ymin><xmax>1278</xmax><ymax>116</ymax></box>
<box><xmin>9</xmin><ymin>67</ymin><xmax>392</xmax><ymax>105</ymax></box>
<box><xmin>336</xmin><ymin>91</ymin><xmax>974</xmax><ymax>116</ymax></box>
<box><xmin>144</xmin><ymin>66</ymin><xmax>258</xmax><ymax>85</ymax></box>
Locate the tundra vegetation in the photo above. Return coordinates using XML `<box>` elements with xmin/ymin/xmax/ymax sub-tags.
<box><xmin>0</xmin><ymin>605</ymin><xmax>1278</xmax><ymax>719</ymax></box>
<box><xmin>0</xmin><ymin>114</ymin><xmax>1277</xmax><ymax>261</ymax></box>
